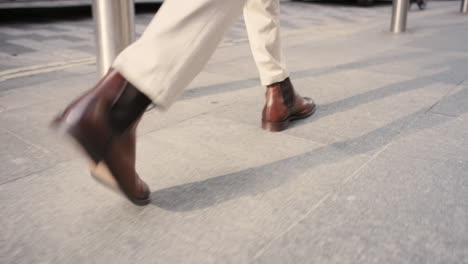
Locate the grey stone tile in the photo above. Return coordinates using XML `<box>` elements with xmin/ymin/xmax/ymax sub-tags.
<box><xmin>136</xmin><ymin>115</ymin><xmax>373</xmax><ymax>262</ymax></box>
<box><xmin>386</xmin><ymin>112</ymin><xmax>468</xmax><ymax>163</ymax></box>
<box><xmin>137</xmin><ymin>114</ymin><xmax>321</xmax><ymax>189</ymax></box>
<box><xmin>63</xmin><ymin>63</ymin><xmax>96</xmax><ymax>75</ymax></box>
<box><xmin>138</xmin><ymin>71</ymin><xmax>263</xmax><ymax>135</ymax></box>
<box><xmin>284</xmin><ymin>75</ymin><xmax>452</xmax><ymax>154</ymax></box>
<box><xmin>0</xmin><ymin>41</ymin><xmax>35</xmax><ymax>56</ymax></box>
<box><xmin>0</xmin><ymin>128</ymin><xmax>59</xmax><ymax>184</ymax></box>
<box><xmin>203</xmin><ymin>58</ymin><xmax>259</xmax><ymax>82</ymax></box>
<box><xmin>0</xmin><ymin>51</ymin><xmax>61</xmax><ymax>74</ymax></box>
<box><xmin>406</xmin><ymin>24</ymin><xmax>468</xmax><ymax>54</ymax></box>
<box><xmin>68</xmin><ymin>44</ymin><xmax>95</xmax><ymax>54</ymax></box>
<box><xmin>0</xmin><ymin>160</ymin><xmax>209</xmax><ymax>264</ymax></box>
<box><xmin>198</xmin><ymin>83</ymin><xmax>264</xmax><ymax>128</ymax></box>
<box><xmin>0</xmin><ymin>117</ymin><xmax>372</xmax><ymax>263</ymax></box>
<box><xmin>0</xmin><ymin>67</ymin><xmax>94</xmax><ymax>92</ymax></box>
<box><xmin>430</xmin><ymin>83</ymin><xmax>468</xmax><ymax>117</ymax></box>
<box><xmin>182</xmin><ymin>70</ymin><xmax>260</xmax><ymax>101</ymax></box>
<box><xmin>366</xmin><ymin>52</ymin><xmax>468</xmax><ymax>85</ymax></box>
<box><xmin>210</xmin><ymin>67</ymin><xmax>454</xmax><ymax>156</ymax></box>
<box><xmin>137</xmin><ymin>99</ymin><xmax>230</xmax><ymax>136</ymax></box>
<box><xmin>255</xmin><ymin>150</ymin><xmax>468</xmax><ymax>264</ymax></box>
<box><xmin>0</xmin><ymin>88</ymin><xmax>49</xmax><ymax>111</ymax></box>
<box><xmin>282</xmin><ymin>16</ymin><xmax>467</xmax><ymax>84</ymax></box>
<box><xmin>295</xmin><ymin>69</ymin><xmax>415</xmax><ymax>106</ymax></box>
<box><xmin>207</xmin><ymin>69</ymin><xmax>414</xmax><ymax>146</ymax></box>
<box><xmin>0</xmin><ymin>98</ymin><xmax>78</xmax><ymax>164</ymax></box>
<box><xmin>0</xmin><ymin>2</ymin><xmax>466</xmax><ymax>263</ymax></box>
<box><xmin>328</xmin><ymin>76</ymin><xmax>449</xmax><ymax>127</ymax></box>
<box><xmin>207</xmin><ymin>97</ymin><xmax>263</xmax><ymax>130</ymax></box>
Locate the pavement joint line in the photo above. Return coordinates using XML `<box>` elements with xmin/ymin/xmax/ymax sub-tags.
<box><xmin>0</xmin><ymin>127</ymin><xmax>50</xmax><ymax>154</ymax></box>
<box><xmin>425</xmin><ymin>99</ymin><xmax>443</xmax><ymax>114</ymax></box>
<box><xmin>342</xmin><ymin>142</ymin><xmax>393</xmax><ymax>185</ymax></box>
<box><xmin>0</xmin><ymin>160</ymin><xmax>63</xmax><ymax>187</ymax></box>
<box><xmin>0</xmin><ymin>57</ymin><xmax>94</xmax><ymax>77</ymax></box>
<box><xmin>425</xmin><ymin>78</ymin><xmax>465</xmax><ymax>114</ymax></box>
<box><xmin>0</xmin><ymin>58</ymin><xmax>96</xmax><ymax>82</ymax></box>
<box><xmin>250</xmin><ymin>193</ymin><xmax>333</xmax><ymax>262</ymax></box>
<box><xmin>250</xmin><ymin>141</ymin><xmax>393</xmax><ymax>261</ymax></box>
<box><xmin>426</xmin><ymin>110</ymin><xmax>459</xmax><ymax>118</ymax></box>
<box><xmin>0</xmin><ymin>153</ymin><xmax>78</xmax><ymax>187</ymax></box>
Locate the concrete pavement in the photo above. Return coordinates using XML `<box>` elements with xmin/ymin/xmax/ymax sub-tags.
<box><xmin>1</xmin><ymin>1</ymin><xmax>468</xmax><ymax>263</ymax></box>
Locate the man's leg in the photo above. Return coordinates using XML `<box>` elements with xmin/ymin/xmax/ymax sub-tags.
<box><xmin>52</xmin><ymin>0</ymin><xmax>248</xmax><ymax>205</ymax></box>
<box><xmin>113</xmin><ymin>0</ymin><xmax>247</xmax><ymax>110</ymax></box>
<box><xmin>243</xmin><ymin>0</ymin><xmax>288</xmax><ymax>86</ymax></box>
<box><xmin>243</xmin><ymin>0</ymin><xmax>316</xmax><ymax>132</ymax></box>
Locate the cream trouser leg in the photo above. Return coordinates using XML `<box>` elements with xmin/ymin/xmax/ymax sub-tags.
<box><xmin>244</xmin><ymin>0</ymin><xmax>288</xmax><ymax>86</ymax></box>
<box><xmin>113</xmin><ymin>0</ymin><xmax>287</xmax><ymax>110</ymax></box>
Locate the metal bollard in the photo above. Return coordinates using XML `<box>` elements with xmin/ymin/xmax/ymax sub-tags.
<box><xmin>462</xmin><ymin>0</ymin><xmax>468</xmax><ymax>13</ymax></box>
<box><xmin>390</xmin><ymin>0</ymin><xmax>410</xmax><ymax>33</ymax></box>
<box><xmin>92</xmin><ymin>0</ymin><xmax>135</xmax><ymax>76</ymax></box>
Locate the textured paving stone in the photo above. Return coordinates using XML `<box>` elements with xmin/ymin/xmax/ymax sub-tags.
<box><xmin>0</xmin><ymin>1</ymin><xmax>467</xmax><ymax>263</ymax></box>
<box><xmin>0</xmin><ymin>0</ymin><xmax>393</xmax><ymax>73</ymax></box>
<box><xmin>387</xmin><ymin>112</ymin><xmax>468</xmax><ymax>163</ymax></box>
<box><xmin>0</xmin><ymin>128</ymin><xmax>60</xmax><ymax>184</ymax></box>
<box><xmin>255</xmin><ymin>146</ymin><xmax>468</xmax><ymax>264</ymax></box>
<box><xmin>0</xmin><ymin>88</ymin><xmax>49</xmax><ymax>111</ymax></box>
<box><xmin>0</xmin><ymin>91</ymin><xmax>83</xmax><ymax>165</ymax></box>
<box><xmin>0</xmin><ymin>132</ymin><xmax>372</xmax><ymax>263</ymax></box>
<box><xmin>430</xmin><ymin>82</ymin><xmax>468</xmax><ymax>117</ymax></box>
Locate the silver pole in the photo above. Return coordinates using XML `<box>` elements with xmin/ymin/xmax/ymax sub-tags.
<box><xmin>462</xmin><ymin>0</ymin><xmax>468</xmax><ymax>13</ymax></box>
<box><xmin>92</xmin><ymin>0</ymin><xmax>135</xmax><ymax>76</ymax></box>
<box><xmin>390</xmin><ymin>0</ymin><xmax>409</xmax><ymax>33</ymax></box>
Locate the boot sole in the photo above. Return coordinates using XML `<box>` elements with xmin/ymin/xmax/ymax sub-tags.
<box><xmin>90</xmin><ymin>163</ymin><xmax>150</xmax><ymax>206</ymax></box>
<box><xmin>262</xmin><ymin>104</ymin><xmax>317</xmax><ymax>132</ymax></box>
<box><xmin>50</xmin><ymin>118</ymin><xmax>150</xmax><ymax>206</ymax></box>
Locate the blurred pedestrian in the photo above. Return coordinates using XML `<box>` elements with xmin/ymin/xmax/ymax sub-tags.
<box><xmin>51</xmin><ymin>0</ymin><xmax>316</xmax><ymax>205</ymax></box>
<box><xmin>411</xmin><ymin>0</ymin><xmax>427</xmax><ymax>10</ymax></box>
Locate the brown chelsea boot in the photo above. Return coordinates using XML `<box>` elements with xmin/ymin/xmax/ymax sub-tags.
<box><xmin>262</xmin><ymin>77</ymin><xmax>316</xmax><ymax>132</ymax></box>
<box><xmin>51</xmin><ymin>68</ymin><xmax>151</xmax><ymax>205</ymax></box>
<box><xmin>90</xmin><ymin>118</ymin><xmax>150</xmax><ymax>205</ymax></box>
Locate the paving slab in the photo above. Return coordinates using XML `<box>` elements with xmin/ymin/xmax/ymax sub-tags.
<box><xmin>388</xmin><ymin>113</ymin><xmax>468</xmax><ymax>163</ymax></box>
<box><xmin>430</xmin><ymin>82</ymin><xmax>468</xmax><ymax>117</ymax></box>
<box><xmin>254</xmin><ymin>139</ymin><xmax>468</xmax><ymax>264</ymax></box>
<box><xmin>0</xmin><ymin>88</ymin><xmax>48</xmax><ymax>111</ymax></box>
<box><xmin>0</xmin><ymin>90</ymin><xmax>86</xmax><ymax>164</ymax></box>
<box><xmin>0</xmin><ymin>132</ymin><xmax>373</xmax><ymax>263</ymax></box>
<box><xmin>0</xmin><ymin>128</ymin><xmax>59</xmax><ymax>183</ymax></box>
<box><xmin>0</xmin><ymin>1</ymin><xmax>467</xmax><ymax>263</ymax></box>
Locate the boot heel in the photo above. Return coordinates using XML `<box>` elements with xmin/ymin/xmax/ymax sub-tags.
<box><xmin>261</xmin><ymin>119</ymin><xmax>290</xmax><ymax>132</ymax></box>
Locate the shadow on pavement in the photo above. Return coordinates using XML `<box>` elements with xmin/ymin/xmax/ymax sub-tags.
<box><xmin>150</xmin><ymin>36</ymin><xmax>468</xmax><ymax>210</ymax></box>
<box><xmin>150</xmin><ymin>85</ymin><xmax>467</xmax><ymax>211</ymax></box>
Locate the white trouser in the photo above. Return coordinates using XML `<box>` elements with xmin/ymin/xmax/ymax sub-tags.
<box><xmin>113</xmin><ymin>0</ymin><xmax>288</xmax><ymax>110</ymax></box>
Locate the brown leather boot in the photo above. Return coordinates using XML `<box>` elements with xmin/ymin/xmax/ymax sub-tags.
<box><xmin>90</xmin><ymin>118</ymin><xmax>150</xmax><ymax>205</ymax></box>
<box><xmin>262</xmin><ymin>77</ymin><xmax>316</xmax><ymax>132</ymax></box>
<box><xmin>51</xmin><ymin>68</ymin><xmax>151</xmax><ymax>205</ymax></box>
